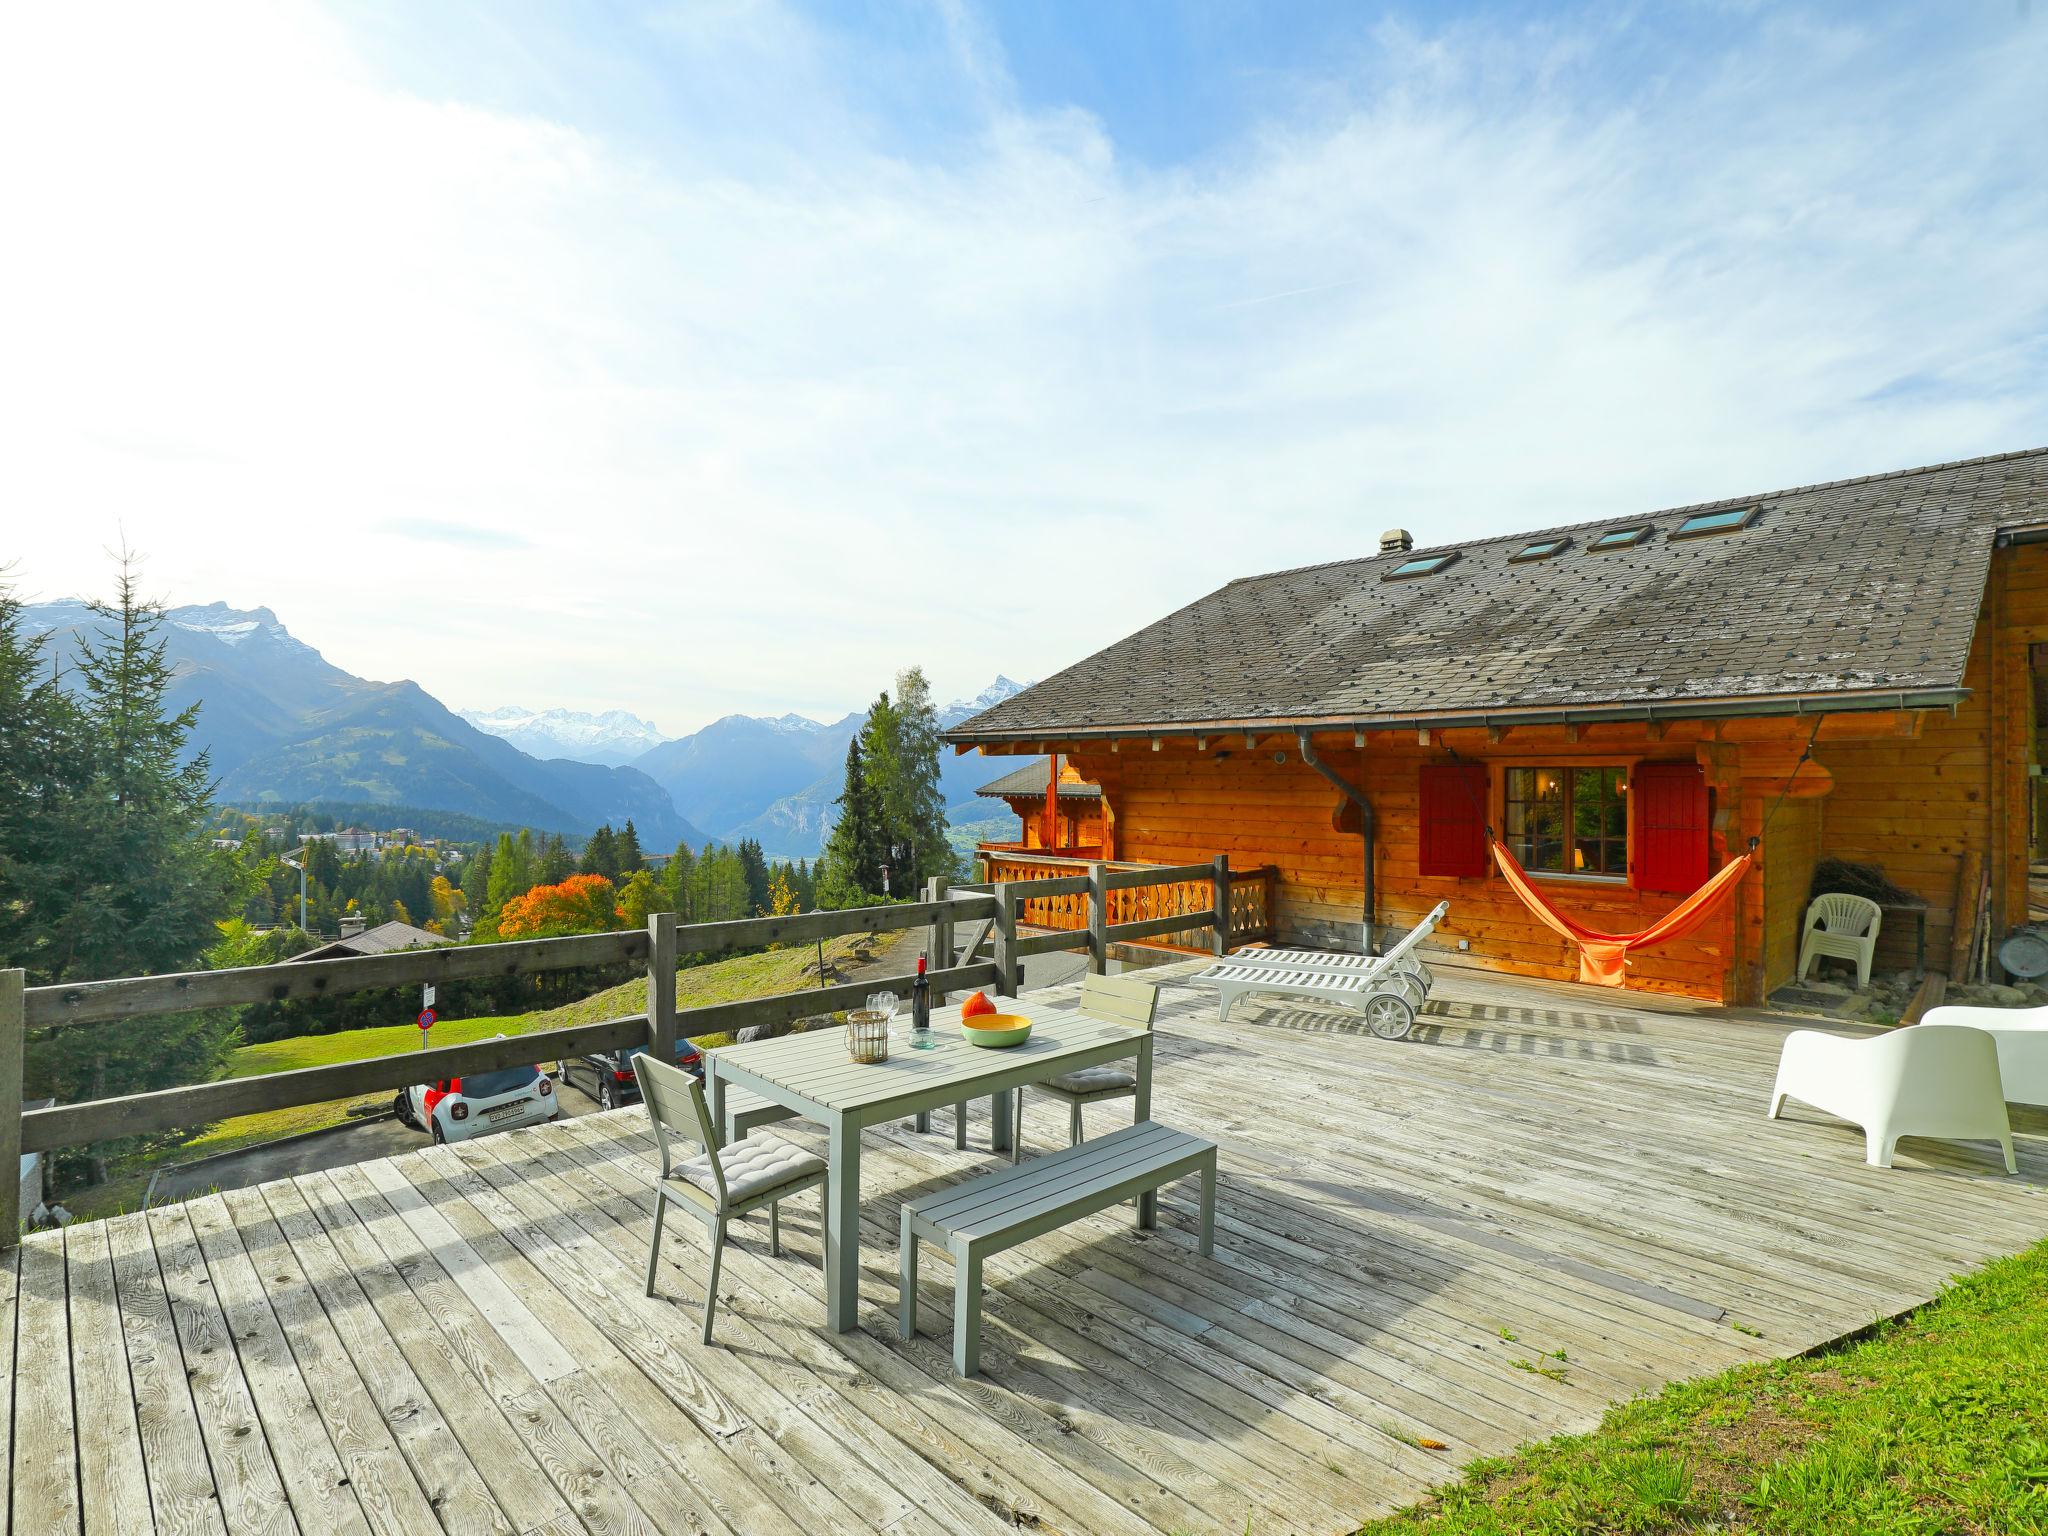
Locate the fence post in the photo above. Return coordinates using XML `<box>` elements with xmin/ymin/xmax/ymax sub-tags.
<box><xmin>993</xmin><ymin>883</ymin><xmax>1020</xmax><ymax>998</ymax></box>
<box><xmin>1</xmin><ymin>969</ymin><xmax>23</xmax><ymax>1244</ymax></box>
<box><xmin>647</xmin><ymin>912</ymin><xmax>678</xmax><ymax>1066</ymax></box>
<box><xmin>926</xmin><ymin>875</ymin><xmax>954</xmax><ymax>1002</ymax></box>
<box><xmin>1210</xmin><ymin>855</ymin><xmax>1231</xmax><ymax>957</ymax></box>
<box><xmin>1087</xmin><ymin>862</ymin><xmax>1108</xmax><ymax>974</ymax></box>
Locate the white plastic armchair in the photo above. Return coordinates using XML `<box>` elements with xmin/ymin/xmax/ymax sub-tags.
<box><xmin>1919</xmin><ymin>1003</ymin><xmax>2048</xmax><ymax>1109</ymax></box>
<box><xmin>1767</xmin><ymin>1023</ymin><xmax>2015</xmax><ymax>1171</ymax></box>
<box><xmin>1796</xmin><ymin>893</ymin><xmax>1883</xmax><ymax>987</ymax></box>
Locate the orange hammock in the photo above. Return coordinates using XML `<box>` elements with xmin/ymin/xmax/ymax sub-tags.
<box><xmin>1490</xmin><ymin>838</ymin><xmax>1755</xmax><ymax>987</ymax></box>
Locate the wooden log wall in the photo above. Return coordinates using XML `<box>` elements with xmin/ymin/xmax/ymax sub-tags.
<box><xmin>1068</xmin><ymin>732</ymin><xmax>1745</xmax><ymax>1000</ymax></box>
<box><xmin>1762</xmin><ymin>798</ymin><xmax>1822</xmax><ymax>991</ymax></box>
<box><xmin>1042</xmin><ymin>703</ymin><xmax>1962</xmax><ymax>1003</ymax></box>
<box><xmin>1810</xmin><ymin>544</ymin><xmax>2040</xmax><ymax>976</ymax></box>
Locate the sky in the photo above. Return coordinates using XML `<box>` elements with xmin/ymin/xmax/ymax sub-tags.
<box><xmin>4</xmin><ymin>1</ymin><xmax>2046</xmax><ymax>736</ymax></box>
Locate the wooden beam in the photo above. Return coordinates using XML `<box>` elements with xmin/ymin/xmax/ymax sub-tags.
<box><xmin>646</xmin><ymin>911</ymin><xmax>677</xmax><ymax>1068</ymax></box>
<box><xmin>25</xmin><ymin>929</ymin><xmax>651</xmax><ymax>1031</ymax></box>
<box><xmin>0</xmin><ymin>970</ymin><xmax>20</xmax><ymax>1243</ymax></box>
<box><xmin>1900</xmin><ymin>972</ymin><xmax>1948</xmax><ymax>1025</ymax></box>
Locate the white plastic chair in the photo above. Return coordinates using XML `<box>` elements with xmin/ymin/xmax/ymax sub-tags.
<box><xmin>634</xmin><ymin>1053</ymin><xmax>827</xmax><ymax>1343</ymax></box>
<box><xmin>1767</xmin><ymin>1023</ymin><xmax>2016</xmax><ymax>1171</ymax></box>
<box><xmin>1796</xmin><ymin>893</ymin><xmax>1883</xmax><ymax>987</ymax></box>
<box><xmin>1919</xmin><ymin>1004</ymin><xmax>2048</xmax><ymax>1108</ymax></box>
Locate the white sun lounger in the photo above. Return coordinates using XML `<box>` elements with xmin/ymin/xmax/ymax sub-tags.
<box><xmin>1196</xmin><ymin>901</ymin><xmax>1449</xmax><ymax>1039</ymax></box>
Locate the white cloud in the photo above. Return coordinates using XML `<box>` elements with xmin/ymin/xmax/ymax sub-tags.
<box><xmin>3</xmin><ymin>2</ymin><xmax>2044</xmax><ymax>731</ymax></box>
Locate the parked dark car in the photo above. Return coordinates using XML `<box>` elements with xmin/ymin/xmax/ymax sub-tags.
<box><xmin>556</xmin><ymin>1039</ymin><xmax>703</xmax><ymax>1110</ymax></box>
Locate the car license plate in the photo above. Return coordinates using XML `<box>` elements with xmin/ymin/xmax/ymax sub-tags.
<box><xmin>485</xmin><ymin>1104</ymin><xmax>524</xmax><ymax>1123</ymax></box>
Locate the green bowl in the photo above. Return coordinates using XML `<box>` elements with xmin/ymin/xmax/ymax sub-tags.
<box><xmin>960</xmin><ymin>1013</ymin><xmax>1032</xmax><ymax>1048</ymax></box>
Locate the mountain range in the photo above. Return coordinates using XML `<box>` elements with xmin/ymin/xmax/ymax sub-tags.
<box><xmin>23</xmin><ymin>601</ymin><xmax>705</xmax><ymax>847</ymax></box>
<box><xmin>21</xmin><ymin>601</ymin><xmax>1025</xmax><ymax>859</ymax></box>
<box><xmin>466</xmin><ymin>676</ymin><xmax>1032</xmax><ymax>859</ymax></box>
<box><xmin>454</xmin><ymin>705</ymin><xmax>667</xmax><ymax>766</ymax></box>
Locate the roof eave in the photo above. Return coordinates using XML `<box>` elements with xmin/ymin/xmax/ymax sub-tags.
<box><xmin>944</xmin><ymin>684</ymin><xmax>1968</xmax><ymax>747</ymax></box>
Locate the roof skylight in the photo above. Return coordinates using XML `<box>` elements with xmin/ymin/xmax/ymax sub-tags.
<box><xmin>1589</xmin><ymin>526</ymin><xmax>1651</xmax><ymax>551</ymax></box>
<box><xmin>1384</xmin><ymin>552</ymin><xmax>1458</xmax><ymax>580</ymax></box>
<box><xmin>1672</xmin><ymin>504</ymin><xmax>1761</xmax><ymax>539</ymax></box>
<box><xmin>1509</xmin><ymin>537</ymin><xmax>1568</xmax><ymax>563</ymax></box>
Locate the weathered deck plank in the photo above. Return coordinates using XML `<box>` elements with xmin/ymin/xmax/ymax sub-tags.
<box><xmin>19</xmin><ymin>963</ymin><xmax>2048</xmax><ymax>1535</ymax></box>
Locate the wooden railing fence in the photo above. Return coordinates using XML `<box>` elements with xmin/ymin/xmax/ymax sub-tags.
<box><xmin>972</xmin><ymin>852</ymin><xmax>1276</xmax><ymax>950</ymax></box>
<box><xmin>1</xmin><ymin>860</ymin><xmax>1234</xmax><ymax>1241</ymax></box>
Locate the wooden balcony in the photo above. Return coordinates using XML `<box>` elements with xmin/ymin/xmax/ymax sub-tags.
<box><xmin>976</xmin><ymin>850</ymin><xmax>1279</xmax><ymax>950</ymax></box>
<box><xmin>11</xmin><ymin>963</ymin><xmax>2048</xmax><ymax>1533</ymax></box>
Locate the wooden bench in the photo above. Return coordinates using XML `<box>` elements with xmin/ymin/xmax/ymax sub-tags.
<box><xmin>898</xmin><ymin>1120</ymin><xmax>1217</xmax><ymax>1376</ymax></box>
<box><xmin>721</xmin><ymin>1084</ymin><xmax>799</xmax><ymax>1142</ymax></box>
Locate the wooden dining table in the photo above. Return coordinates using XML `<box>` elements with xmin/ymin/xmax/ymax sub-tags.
<box><xmin>703</xmin><ymin>991</ymin><xmax>1154</xmax><ymax>1333</ymax></box>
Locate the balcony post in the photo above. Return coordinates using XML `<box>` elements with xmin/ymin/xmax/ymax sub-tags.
<box><xmin>925</xmin><ymin>876</ymin><xmax>955</xmax><ymax>1003</ymax></box>
<box><xmin>647</xmin><ymin>912</ymin><xmax>678</xmax><ymax>1068</ymax></box>
<box><xmin>1</xmin><ymin>969</ymin><xmax>23</xmax><ymax>1244</ymax></box>
<box><xmin>993</xmin><ymin>883</ymin><xmax>1020</xmax><ymax>998</ymax></box>
<box><xmin>1087</xmin><ymin>862</ymin><xmax>1108</xmax><ymax>974</ymax></box>
<box><xmin>1210</xmin><ymin>855</ymin><xmax>1232</xmax><ymax>957</ymax></box>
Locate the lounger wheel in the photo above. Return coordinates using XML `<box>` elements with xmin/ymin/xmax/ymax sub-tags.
<box><xmin>1362</xmin><ymin>993</ymin><xmax>1415</xmax><ymax>1040</ymax></box>
<box><xmin>1385</xmin><ymin>972</ymin><xmax>1426</xmax><ymax>1009</ymax></box>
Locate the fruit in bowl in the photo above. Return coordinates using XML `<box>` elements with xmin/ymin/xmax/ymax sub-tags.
<box><xmin>961</xmin><ymin>991</ymin><xmax>997</xmax><ymax>1019</ymax></box>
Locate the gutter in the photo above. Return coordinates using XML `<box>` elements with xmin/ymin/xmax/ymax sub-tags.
<box><xmin>946</xmin><ymin>685</ymin><xmax>1967</xmax><ymax>749</ymax></box>
<box><xmin>1296</xmin><ymin>731</ymin><xmax>1378</xmax><ymax>956</ymax></box>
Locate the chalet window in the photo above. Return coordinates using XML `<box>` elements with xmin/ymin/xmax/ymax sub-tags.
<box><xmin>1418</xmin><ymin>763</ymin><xmax>1489</xmax><ymax>877</ymax></box>
<box><xmin>1672</xmin><ymin>505</ymin><xmax>1759</xmax><ymax>539</ymax></box>
<box><xmin>1503</xmin><ymin>766</ymin><xmax>1627</xmax><ymax>877</ymax></box>
<box><xmin>1589</xmin><ymin>526</ymin><xmax>1650</xmax><ymax>551</ymax></box>
<box><xmin>1385</xmin><ymin>551</ymin><xmax>1459</xmax><ymax>581</ymax></box>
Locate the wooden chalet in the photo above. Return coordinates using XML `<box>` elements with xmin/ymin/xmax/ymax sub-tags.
<box><xmin>973</xmin><ymin>755</ymin><xmax>1104</xmax><ymax>858</ymax></box>
<box><xmin>948</xmin><ymin>449</ymin><xmax>2048</xmax><ymax>1004</ymax></box>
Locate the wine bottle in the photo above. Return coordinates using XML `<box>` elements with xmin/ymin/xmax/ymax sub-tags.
<box><xmin>912</xmin><ymin>951</ymin><xmax>931</xmax><ymax>1033</ymax></box>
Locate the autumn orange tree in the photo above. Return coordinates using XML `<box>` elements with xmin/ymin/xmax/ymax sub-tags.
<box><xmin>495</xmin><ymin>872</ymin><xmax>623</xmax><ymax>938</ymax></box>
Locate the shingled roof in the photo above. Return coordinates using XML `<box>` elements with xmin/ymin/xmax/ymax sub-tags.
<box><xmin>949</xmin><ymin>448</ymin><xmax>2048</xmax><ymax>745</ymax></box>
<box><xmin>976</xmin><ymin>756</ymin><xmax>1102</xmax><ymax>799</ymax></box>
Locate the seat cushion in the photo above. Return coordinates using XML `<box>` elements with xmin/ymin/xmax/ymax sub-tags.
<box><xmin>1044</xmin><ymin>1065</ymin><xmax>1138</xmax><ymax>1097</ymax></box>
<box><xmin>672</xmin><ymin>1134</ymin><xmax>824</xmax><ymax>1205</ymax></box>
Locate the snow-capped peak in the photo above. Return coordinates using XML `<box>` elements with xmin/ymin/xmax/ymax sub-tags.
<box><xmin>168</xmin><ymin>602</ymin><xmax>318</xmax><ymax>656</ymax></box>
<box><xmin>457</xmin><ymin>704</ymin><xmax>669</xmax><ymax>765</ymax></box>
<box><xmin>943</xmin><ymin>676</ymin><xmax>1031</xmax><ymax>719</ymax></box>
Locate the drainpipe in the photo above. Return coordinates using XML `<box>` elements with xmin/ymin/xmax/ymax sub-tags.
<box><xmin>1297</xmin><ymin>730</ymin><xmax>1378</xmax><ymax>955</ymax></box>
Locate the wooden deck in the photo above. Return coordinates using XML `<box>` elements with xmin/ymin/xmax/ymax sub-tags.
<box><xmin>9</xmin><ymin>964</ymin><xmax>2048</xmax><ymax>1535</ymax></box>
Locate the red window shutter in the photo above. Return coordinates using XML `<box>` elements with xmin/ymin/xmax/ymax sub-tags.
<box><xmin>1418</xmin><ymin>763</ymin><xmax>1489</xmax><ymax>878</ymax></box>
<box><xmin>1634</xmin><ymin>761</ymin><xmax>1709</xmax><ymax>894</ymax></box>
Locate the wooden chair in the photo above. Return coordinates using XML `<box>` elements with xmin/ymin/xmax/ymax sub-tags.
<box><xmin>1797</xmin><ymin>893</ymin><xmax>1883</xmax><ymax>988</ymax></box>
<box><xmin>1011</xmin><ymin>973</ymin><xmax>1158</xmax><ymax>1163</ymax></box>
<box><xmin>633</xmin><ymin>1053</ymin><xmax>828</xmax><ymax>1343</ymax></box>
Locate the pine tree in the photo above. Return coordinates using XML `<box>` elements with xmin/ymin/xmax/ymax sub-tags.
<box><xmin>617</xmin><ymin>818</ymin><xmax>644</xmax><ymax>875</ymax></box>
<box><xmin>820</xmin><ymin>736</ymin><xmax>885</xmax><ymax>905</ymax></box>
<box><xmin>580</xmin><ymin>824</ymin><xmax>620</xmax><ymax>881</ymax></box>
<box><xmin>0</xmin><ymin>577</ymin><xmax>91</xmax><ymax>979</ymax></box>
<box><xmin>460</xmin><ymin>839</ymin><xmax>494</xmax><ymax>916</ymax></box>
<box><xmin>537</xmin><ymin>831</ymin><xmax>576</xmax><ymax>884</ymax></box>
<box><xmin>659</xmin><ymin>841</ymin><xmax>697</xmax><ymax>922</ymax></box>
<box><xmin>16</xmin><ymin>557</ymin><xmax>250</xmax><ymax>1183</ymax></box>
<box><xmin>737</xmin><ymin>837</ymin><xmax>770</xmax><ymax>914</ymax></box>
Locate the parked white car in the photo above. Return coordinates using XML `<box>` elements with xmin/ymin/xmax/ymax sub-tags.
<box><xmin>395</xmin><ymin>1050</ymin><xmax>560</xmax><ymax>1143</ymax></box>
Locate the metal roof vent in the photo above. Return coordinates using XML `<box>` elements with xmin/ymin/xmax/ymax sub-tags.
<box><xmin>1380</xmin><ymin>528</ymin><xmax>1413</xmax><ymax>554</ymax></box>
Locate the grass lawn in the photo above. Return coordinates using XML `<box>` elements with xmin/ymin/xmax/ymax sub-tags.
<box><xmin>1357</xmin><ymin>1238</ymin><xmax>2048</xmax><ymax>1536</ymax></box>
<box><xmin>64</xmin><ymin>935</ymin><xmax>881</xmax><ymax>1222</ymax></box>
